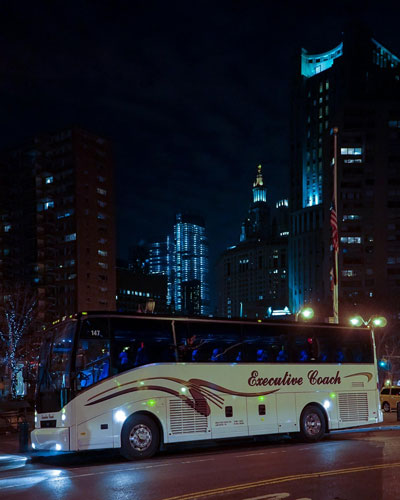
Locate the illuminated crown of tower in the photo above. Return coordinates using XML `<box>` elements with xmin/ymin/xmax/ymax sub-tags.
<box><xmin>252</xmin><ymin>165</ymin><xmax>267</xmax><ymax>203</ymax></box>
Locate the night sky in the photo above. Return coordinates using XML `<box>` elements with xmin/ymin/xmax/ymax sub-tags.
<box><xmin>2</xmin><ymin>1</ymin><xmax>400</xmax><ymax>294</ymax></box>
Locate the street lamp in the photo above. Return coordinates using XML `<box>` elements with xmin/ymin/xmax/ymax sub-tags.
<box><xmin>295</xmin><ymin>306</ymin><xmax>315</xmax><ymax>322</ymax></box>
<box><xmin>348</xmin><ymin>314</ymin><xmax>387</xmax><ymax>329</ymax></box>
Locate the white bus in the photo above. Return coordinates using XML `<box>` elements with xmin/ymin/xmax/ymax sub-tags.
<box><xmin>31</xmin><ymin>312</ymin><xmax>382</xmax><ymax>459</ymax></box>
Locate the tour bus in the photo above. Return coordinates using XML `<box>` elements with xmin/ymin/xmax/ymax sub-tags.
<box><xmin>31</xmin><ymin>312</ymin><xmax>382</xmax><ymax>460</ymax></box>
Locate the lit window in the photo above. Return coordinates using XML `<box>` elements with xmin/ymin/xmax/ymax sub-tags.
<box><xmin>4</xmin><ymin>225</ymin><xmax>11</xmax><ymax>232</ymax></box>
<box><xmin>344</xmin><ymin>159</ymin><xmax>362</xmax><ymax>164</ymax></box>
<box><xmin>341</xmin><ymin>147</ymin><xmax>363</xmax><ymax>155</ymax></box>
<box><xmin>342</xmin><ymin>270</ymin><xmax>357</xmax><ymax>277</ymax></box>
<box><xmin>98</xmin><ymin>250</ymin><xmax>108</xmax><ymax>257</ymax></box>
<box><xmin>340</xmin><ymin>236</ymin><xmax>362</xmax><ymax>244</ymax></box>
<box><xmin>98</xmin><ymin>262</ymin><xmax>108</xmax><ymax>269</ymax></box>
<box><xmin>343</xmin><ymin>214</ymin><xmax>361</xmax><ymax>221</ymax></box>
<box><xmin>97</xmin><ymin>213</ymin><xmax>106</xmax><ymax>220</ymax></box>
<box><xmin>44</xmin><ymin>201</ymin><xmax>54</xmax><ymax>210</ymax></box>
<box><xmin>65</xmin><ymin>233</ymin><xmax>76</xmax><ymax>242</ymax></box>
<box><xmin>97</xmin><ymin>188</ymin><xmax>107</xmax><ymax>196</ymax></box>
<box><xmin>45</xmin><ymin>176</ymin><xmax>53</xmax><ymax>184</ymax></box>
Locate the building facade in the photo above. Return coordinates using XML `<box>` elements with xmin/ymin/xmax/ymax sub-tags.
<box><xmin>173</xmin><ymin>214</ymin><xmax>209</xmax><ymax>316</ymax></box>
<box><xmin>217</xmin><ymin>166</ymin><xmax>289</xmax><ymax>319</ymax></box>
<box><xmin>289</xmin><ymin>23</ymin><xmax>400</xmax><ymax>321</ymax></box>
<box><xmin>0</xmin><ymin>127</ymin><xmax>116</xmax><ymax>323</ymax></box>
<box><xmin>116</xmin><ymin>266</ymin><xmax>167</xmax><ymax>314</ymax></box>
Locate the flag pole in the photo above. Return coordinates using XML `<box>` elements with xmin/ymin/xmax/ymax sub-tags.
<box><xmin>333</xmin><ymin>127</ymin><xmax>339</xmax><ymax>323</ymax></box>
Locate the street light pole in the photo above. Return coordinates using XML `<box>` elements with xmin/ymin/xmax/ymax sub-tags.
<box><xmin>332</xmin><ymin>127</ymin><xmax>339</xmax><ymax>324</ymax></box>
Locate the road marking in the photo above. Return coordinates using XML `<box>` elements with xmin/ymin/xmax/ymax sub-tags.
<box><xmin>161</xmin><ymin>462</ymin><xmax>400</xmax><ymax>500</ymax></box>
<box><xmin>243</xmin><ymin>493</ymin><xmax>290</xmax><ymax>500</ymax></box>
<box><xmin>237</xmin><ymin>453</ymin><xmax>265</xmax><ymax>458</ymax></box>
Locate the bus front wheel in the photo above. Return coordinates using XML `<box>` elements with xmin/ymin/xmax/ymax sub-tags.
<box><xmin>120</xmin><ymin>414</ymin><xmax>160</xmax><ymax>460</ymax></box>
<box><xmin>299</xmin><ymin>405</ymin><xmax>326</xmax><ymax>442</ymax></box>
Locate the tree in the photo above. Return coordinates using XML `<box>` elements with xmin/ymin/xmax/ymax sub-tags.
<box><xmin>375</xmin><ymin>326</ymin><xmax>400</xmax><ymax>387</ymax></box>
<box><xmin>0</xmin><ymin>285</ymin><xmax>37</xmax><ymax>399</ymax></box>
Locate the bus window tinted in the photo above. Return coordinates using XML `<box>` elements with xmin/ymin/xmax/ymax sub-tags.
<box><xmin>76</xmin><ymin>339</ymin><xmax>110</xmax><ymax>389</ymax></box>
<box><xmin>79</xmin><ymin>317</ymin><xmax>110</xmax><ymax>339</ymax></box>
<box><xmin>176</xmin><ymin>321</ymin><xmax>243</xmax><ymax>362</ymax></box>
<box><xmin>296</xmin><ymin>327</ymin><xmax>374</xmax><ymax>364</ymax></box>
<box><xmin>110</xmin><ymin>318</ymin><xmax>174</xmax><ymax>372</ymax></box>
<box><xmin>242</xmin><ymin>324</ymin><xmax>289</xmax><ymax>363</ymax></box>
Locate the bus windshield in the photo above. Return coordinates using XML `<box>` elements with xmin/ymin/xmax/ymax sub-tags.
<box><xmin>36</xmin><ymin>320</ymin><xmax>76</xmax><ymax>413</ymax></box>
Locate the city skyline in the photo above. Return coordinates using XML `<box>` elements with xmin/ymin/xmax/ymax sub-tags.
<box><xmin>2</xmin><ymin>2</ymin><xmax>400</xmax><ymax>272</ymax></box>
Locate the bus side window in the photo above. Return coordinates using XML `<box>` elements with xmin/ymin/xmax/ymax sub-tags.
<box><xmin>111</xmin><ymin>318</ymin><xmax>174</xmax><ymax>371</ymax></box>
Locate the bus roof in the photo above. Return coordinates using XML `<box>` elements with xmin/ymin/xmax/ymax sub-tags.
<box><xmin>53</xmin><ymin>311</ymin><xmax>370</xmax><ymax>333</ymax></box>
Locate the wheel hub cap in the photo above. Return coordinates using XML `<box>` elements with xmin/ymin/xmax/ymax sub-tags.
<box><xmin>129</xmin><ymin>424</ymin><xmax>152</xmax><ymax>451</ymax></box>
<box><xmin>305</xmin><ymin>413</ymin><xmax>321</xmax><ymax>436</ymax></box>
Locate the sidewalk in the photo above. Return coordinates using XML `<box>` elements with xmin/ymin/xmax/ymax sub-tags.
<box><xmin>1</xmin><ymin>413</ymin><xmax>400</xmax><ymax>468</ymax></box>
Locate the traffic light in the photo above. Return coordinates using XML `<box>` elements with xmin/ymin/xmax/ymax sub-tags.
<box><xmin>379</xmin><ymin>359</ymin><xmax>391</xmax><ymax>370</ymax></box>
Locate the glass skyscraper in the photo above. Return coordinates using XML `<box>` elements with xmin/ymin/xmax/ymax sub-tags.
<box><xmin>173</xmin><ymin>214</ymin><xmax>209</xmax><ymax>316</ymax></box>
<box><xmin>289</xmin><ymin>22</ymin><xmax>400</xmax><ymax>321</ymax></box>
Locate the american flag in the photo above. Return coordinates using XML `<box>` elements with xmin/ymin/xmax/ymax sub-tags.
<box><xmin>330</xmin><ymin>202</ymin><xmax>339</xmax><ymax>253</ymax></box>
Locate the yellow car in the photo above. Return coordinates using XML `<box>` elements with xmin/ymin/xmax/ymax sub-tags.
<box><xmin>380</xmin><ymin>386</ymin><xmax>400</xmax><ymax>412</ymax></box>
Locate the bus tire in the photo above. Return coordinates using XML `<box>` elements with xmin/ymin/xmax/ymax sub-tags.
<box><xmin>299</xmin><ymin>405</ymin><xmax>326</xmax><ymax>442</ymax></box>
<box><xmin>120</xmin><ymin>413</ymin><xmax>160</xmax><ymax>460</ymax></box>
<box><xmin>382</xmin><ymin>402</ymin><xmax>390</xmax><ymax>413</ymax></box>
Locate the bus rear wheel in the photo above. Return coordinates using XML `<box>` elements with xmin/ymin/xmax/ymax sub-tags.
<box><xmin>121</xmin><ymin>414</ymin><xmax>160</xmax><ymax>460</ymax></box>
<box><xmin>299</xmin><ymin>405</ymin><xmax>326</xmax><ymax>442</ymax></box>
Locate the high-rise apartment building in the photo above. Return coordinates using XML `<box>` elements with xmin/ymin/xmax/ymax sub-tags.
<box><xmin>173</xmin><ymin>214</ymin><xmax>209</xmax><ymax>316</ymax></box>
<box><xmin>217</xmin><ymin>166</ymin><xmax>289</xmax><ymax>319</ymax></box>
<box><xmin>289</xmin><ymin>23</ymin><xmax>400</xmax><ymax>321</ymax></box>
<box><xmin>0</xmin><ymin>127</ymin><xmax>116</xmax><ymax>323</ymax></box>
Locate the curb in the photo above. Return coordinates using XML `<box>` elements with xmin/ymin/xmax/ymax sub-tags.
<box><xmin>332</xmin><ymin>424</ymin><xmax>400</xmax><ymax>434</ymax></box>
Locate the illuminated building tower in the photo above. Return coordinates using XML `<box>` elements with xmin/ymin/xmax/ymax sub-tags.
<box><xmin>240</xmin><ymin>165</ymin><xmax>270</xmax><ymax>242</ymax></box>
<box><xmin>173</xmin><ymin>214</ymin><xmax>209</xmax><ymax>316</ymax></box>
<box><xmin>289</xmin><ymin>23</ymin><xmax>400</xmax><ymax>320</ymax></box>
<box><xmin>217</xmin><ymin>166</ymin><xmax>288</xmax><ymax>319</ymax></box>
<box><xmin>148</xmin><ymin>236</ymin><xmax>174</xmax><ymax>308</ymax></box>
<box><xmin>0</xmin><ymin>128</ymin><xmax>116</xmax><ymax>323</ymax></box>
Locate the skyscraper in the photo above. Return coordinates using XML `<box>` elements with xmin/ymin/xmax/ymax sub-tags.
<box><xmin>217</xmin><ymin>166</ymin><xmax>288</xmax><ymax>319</ymax></box>
<box><xmin>149</xmin><ymin>236</ymin><xmax>174</xmax><ymax>308</ymax></box>
<box><xmin>173</xmin><ymin>214</ymin><xmax>209</xmax><ymax>316</ymax></box>
<box><xmin>289</xmin><ymin>23</ymin><xmax>400</xmax><ymax>321</ymax></box>
<box><xmin>0</xmin><ymin>127</ymin><xmax>116</xmax><ymax>323</ymax></box>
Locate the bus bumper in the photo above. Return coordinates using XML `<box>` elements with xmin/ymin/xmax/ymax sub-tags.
<box><xmin>31</xmin><ymin>427</ymin><xmax>70</xmax><ymax>451</ymax></box>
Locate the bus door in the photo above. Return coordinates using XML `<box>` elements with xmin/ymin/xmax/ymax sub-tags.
<box><xmin>73</xmin><ymin>316</ymin><xmax>113</xmax><ymax>450</ymax></box>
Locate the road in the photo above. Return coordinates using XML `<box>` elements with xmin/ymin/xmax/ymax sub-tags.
<box><xmin>1</xmin><ymin>428</ymin><xmax>400</xmax><ymax>500</ymax></box>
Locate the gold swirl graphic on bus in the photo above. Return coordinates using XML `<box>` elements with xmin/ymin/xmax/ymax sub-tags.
<box><xmin>343</xmin><ymin>372</ymin><xmax>373</xmax><ymax>382</ymax></box>
<box><xmin>85</xmin><ymin>376</ymin><xmax>279</xmax><ymax>416</ymax></box>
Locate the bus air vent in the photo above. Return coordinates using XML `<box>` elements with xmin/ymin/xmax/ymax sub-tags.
<box><xmin>169</xmin><ymin>399</ymin><xmax>208</xmax><ymax>435</ymax></box>
<box><xmin>338</xmin><ymin>392</ymin><xmax>368</xmax><ymax>422</ymax></box>
<box><xmin>351</xmin><ymin>382</ymin><xmax>364</xmax><ymax>388</ymax></box>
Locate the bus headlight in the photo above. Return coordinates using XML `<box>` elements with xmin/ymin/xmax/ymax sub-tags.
<box><xmin>61</xmin><ymin>414</ymin><xmax>66</xmax><ymax>421</ymax></box>
<box><xmin>114</xmin><ymin>410</ymin><xmax>127</xmax><ymax>423</ymax></box>
<box><xmin>323</xmin><ymin>400</ymin><xmax>331</xmax><ymax>410</ymax></box>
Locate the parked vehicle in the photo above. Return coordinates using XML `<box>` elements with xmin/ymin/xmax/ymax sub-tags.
<box><xmin>380</xmin><ymin>386</ymin><xmax>400</xmax><ymax>412</ymax></box>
